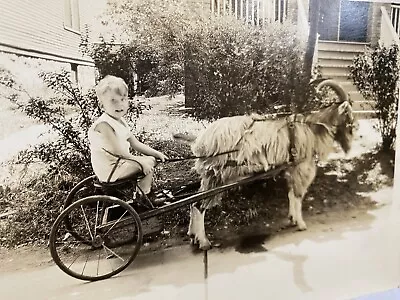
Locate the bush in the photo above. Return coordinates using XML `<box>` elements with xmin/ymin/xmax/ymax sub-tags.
<box><xmin>106</xmin><ymin>0</ymin><xmax>312</xmax><ymax>120</ymax></box>
<box><xmin>185</xmin><ymin>18</ymin><xmax>309</xmax><ymax>119</ymax></box>
<box><xmin>80</xmin><ymin>34</ymin><xmax>166</xmax><ymax>97</ymax></box>
<box><xmin>349</xmin><ymin>44</ymin><xmax>399</xmax><ymax>151</ymax></box>
<box><xmin>107</xmin><ymin>0</ymin><xmax>198</xmax><ymax>97</ymax></box>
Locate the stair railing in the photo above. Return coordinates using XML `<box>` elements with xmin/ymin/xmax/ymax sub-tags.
<box><xmin>380</xmin><ymin>6</ymin><xmax>400</xmax><ymax>47</ymax></box>
<box><xmin>391</xmin><ymin>4</ymin><xmax>400</xmax><ymax>35</ymax></box>
<box><xmin>211</xmin><ymin>0</ymin><xmax>288</xmax><ymax>26</ymax></box>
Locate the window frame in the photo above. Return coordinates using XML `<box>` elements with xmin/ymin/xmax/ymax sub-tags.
<box><xmin>64</xmin><ymin>0</ymin><xmax>81</xmax><ymax>34</ymax></box>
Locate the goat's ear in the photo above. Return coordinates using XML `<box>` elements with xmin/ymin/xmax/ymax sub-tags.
<box><xmin>338</xmin><ymin>101</ymin><xmax>351</xmax><ymax>115</ymax></box>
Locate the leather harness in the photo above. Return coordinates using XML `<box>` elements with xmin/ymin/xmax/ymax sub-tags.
<box><xmin>224</xmin><ymin>113</ymin><xmax>304</xmax><ymax>167</ymax></box>
<box><xmin>286</xmin><ymin>114</ymin><xmax>305</xmax><ymax>163</ymax></box>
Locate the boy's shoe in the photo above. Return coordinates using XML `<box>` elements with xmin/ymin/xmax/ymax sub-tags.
<box><xmin>145</xmin><ymin>191</ymin><xmax>167</xmax><ymax>206</ymax></box>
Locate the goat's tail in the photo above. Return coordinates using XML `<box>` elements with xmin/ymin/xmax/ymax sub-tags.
<box><xmin>173</xmin><ymin>133</ymin><xmax>197</xmax><ymax>144</ymax></box>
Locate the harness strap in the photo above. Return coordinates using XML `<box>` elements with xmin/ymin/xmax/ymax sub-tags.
<box><xmin>287</xmin><ymin>114</ymin><xmax>304</xmax><ymax>162</ymax></box>
<box><xmin>106</xmin><ymin>157</ymin><xmax>122</xmax><ymax>183</ymax></box>
<box><xmin>102</xmin><ymin>148</ymin><xmax>145</xmax><ymax>183</ymax></box>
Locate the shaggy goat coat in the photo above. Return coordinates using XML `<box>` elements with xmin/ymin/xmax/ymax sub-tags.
<box><xmin>192</xmin><ymin>108</ymin><xmax>349</xmax><ymax>208</ymax></box>
<box><xmin>177</xmin><ymin>87</ymin><xmax>355</xmax><ymax>250</ymax></box>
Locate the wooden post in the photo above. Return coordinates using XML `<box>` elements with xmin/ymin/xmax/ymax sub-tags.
<box><xmin>303</xmin><ymin>0</ymin><xmax>321</xmax><ymax>84</ymax></box>
<box><xmin>204</xmin><ymin>250</ymin><xmax>209</xmax><ymax>300</ymax></box>
<box><xmin>203</xmin><ymin>250</ymin><xmax>208</xmax><ymax>279</ymax></box>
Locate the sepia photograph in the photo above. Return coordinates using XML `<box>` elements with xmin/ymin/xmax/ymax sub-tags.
<box><xmin>0</xmin><ymin>0</ymin><xmax>399</xmax><ymax>299</ymax></box>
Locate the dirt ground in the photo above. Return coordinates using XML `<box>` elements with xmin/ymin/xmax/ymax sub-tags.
<box><xmin>0</xmin><ymin>96</ymin><xmax>395</xmax><ymax>274</ymax></box>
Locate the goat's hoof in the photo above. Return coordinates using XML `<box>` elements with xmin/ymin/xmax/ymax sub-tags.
<box><xmin>285</xmin><ymin>216</ymin><xmax>297</xmax><ymax>227</ymax></box>
<box><xmin>190</xmin><ymin>237</ymin><xmax>198</xmax><ymax>246</ymax></box>
<box><xmin>199</xmin><ymin>240</ymin><xmax>212</xmax><ymax>251</ymax></box>
<box><xmin>297</xmin><ymin>222</ymin><xmax>307</xmax><ymax>231</ymax></box>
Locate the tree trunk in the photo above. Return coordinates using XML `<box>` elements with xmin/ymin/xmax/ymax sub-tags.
<box><xmin>304</xmin><ymin>0</ymin><xmax>321</xmax><ymax>83</ymax></box>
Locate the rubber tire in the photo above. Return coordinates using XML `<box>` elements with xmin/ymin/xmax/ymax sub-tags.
<box><xmin>49</xmin><ymin>195</ymin><xmax>143</xmax><ymax>281</ymax></box>
<box><xmin>63</xmin><ymin>175</ymin><xmax>99</xmax><ymax>242</ymax></box>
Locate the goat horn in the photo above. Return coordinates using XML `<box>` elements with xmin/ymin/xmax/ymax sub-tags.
<box><xmin>314</xmin><ymin>79</ymin><xmax>349</xmax><ymax>103</ymax></box>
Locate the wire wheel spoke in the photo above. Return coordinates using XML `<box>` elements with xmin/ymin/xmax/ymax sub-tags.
<box><xmin>50</xmin><ymin>196</ymin><xmax>143</xmax><ymax>281</ymax></box>
<box><xmin>103</xmin><ymin>210</ymin><xmax>128</xmax><ymax>237</ymax></box>
<box><xmin>103</xmin><ymin>244</ymin><xmax>126</xmax><ymax>263</ymax></box>
<box><xmin>81</xmin><ymin>205</ymin><xmax>94</xmax><ymax>240</ymax></box>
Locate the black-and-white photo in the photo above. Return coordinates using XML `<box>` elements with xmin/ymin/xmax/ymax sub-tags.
<box><xmin>0</xmin><ymin>0</ymin><xmax>399</xmax><ymax>299</ymax></box>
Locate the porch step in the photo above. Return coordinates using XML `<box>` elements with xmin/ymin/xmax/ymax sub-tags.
<box><xmin>318</xmin><ymin>52</ymin><xmax>363</xmax><ymax>62</ymax></box>
<box><xmin>317</xmin><ymin>40</ymin><xmax>373</xmax><ymax>117</ymax></box>
<box><xmin>351</xmin><ymin>100</ymin><xmax>375</xmax><ymax>111</ymax></box>
<box><xmin>318</xmin><ymin>40</ymin><xmax>369</xmax><ymax>52</ymax></box>
<box><xmin>353</xmin><ymin>110</ymin><xmax>377</xmax><ymax>119</ymax></box>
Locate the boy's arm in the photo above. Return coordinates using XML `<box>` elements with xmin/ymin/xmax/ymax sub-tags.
<box><xmin>95</xmin><ymin>122</ymin><xmax>129</xmax><ymax>156</ymax></box>
<box><xmin>95</xmin><ymin>123</ymin><xmax>157</xmax><ymax>174</ymax></box>
<box><xmin>128</xmin><ymin>134</ymin><xmax>167</xmax><ymax>161</ymax></box>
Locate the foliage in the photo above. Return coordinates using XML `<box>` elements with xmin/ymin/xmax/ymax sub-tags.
<box><xmin>106</xmin><ymin>0</ymin><xmax>313</xmax><ymax>120</ymax></box>
<box><xmin>349</xmin><ymin>44</ymin><xmax>399</xmax><ymax>151</ymax></box>
<box><xmin>80</xmin><ymin>33</ymin><xmax>167</xmax><ymax>96</ymax></box>
<box><xmin>185</xmin><ymin>19</ymin><xmax>310</xmax><ymax>119</ymax></box>
<box><xmin>80</xmin><ymin>0</ymin><xmax>195</xmax><ymax>97</ymax></box>
<box><xmin>0</xmin><ymin>172</ymin><xmax>74</xmax><ymax>247</ymax></box>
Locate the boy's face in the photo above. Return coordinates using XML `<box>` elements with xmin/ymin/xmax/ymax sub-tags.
<box><xmin>100</xmin><ymin>90</ymin><xmax>129</xmax><ymax>120</ymax></box>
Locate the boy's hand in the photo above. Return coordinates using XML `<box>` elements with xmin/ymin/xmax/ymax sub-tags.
<box><xmin>155</xmin><ymin>151</ymin><xmax>169</xmax><ymax>162</ymax></box>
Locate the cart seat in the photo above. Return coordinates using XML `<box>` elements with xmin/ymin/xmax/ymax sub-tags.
<box><xmin>94</xmin><ymin>173</ymin><xmax>144</xmax><ymax>190</ymax></box>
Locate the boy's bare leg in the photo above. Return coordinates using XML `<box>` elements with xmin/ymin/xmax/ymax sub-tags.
<box><xmin>138</xmin><ymin>171</ymin><xmax>153</xmax><ymax>195</ymax></box>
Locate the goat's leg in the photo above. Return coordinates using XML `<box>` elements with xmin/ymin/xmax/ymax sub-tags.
<box><xmin>287</xmin><ymin>189</ymin><xmax>297</xmax><ymax>226</ymax></box>
<box><xmin>285</xmin><ymin>160</ymin><xmax>317</xmax><ymax>231</ymax></box>
<box><xmin>294</xmin><ymin>195</ymin><xmax>307</xmax><ymax>231</ymax></box>
<box><xmin>187</xmin><ymin>204</ymin><xmax>198</xmax><ymax>245</ymax></box>
<box><xmin>190</xmin><ymin>206</ymin><xmax>211</xmax><ymax>250</ymax></box>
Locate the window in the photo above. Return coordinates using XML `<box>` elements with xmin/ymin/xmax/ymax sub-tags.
<box><xmin>64</xmin><ymin>0</ymin><xmax>80</xmax><ymax>32</ymax></box>
<box><xmin>71</xmin><ymin>64</ymin><xmax>78</xmax><ymax>84</ymax></box>
<box><xmin>391</xmin><ymin>4</ymin><xmax>400</xmax><ymax>35</ymax></box>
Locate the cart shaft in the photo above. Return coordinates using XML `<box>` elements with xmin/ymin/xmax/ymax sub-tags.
<box><xmin>139</xmin><ymin>164</ymin><xmax>288</xmax><ymax>220</ymax></box>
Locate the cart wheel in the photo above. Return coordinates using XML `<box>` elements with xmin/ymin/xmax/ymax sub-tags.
<box><xmin>64</xmin><ymin>175</ymin><xmax>98</xmax><ymax>209</ymax></box>
<box><xmin>63</xmin><ymin>175</ymin><xmax>99</xmax><ymax>242</ymax></box>
<box><xmin>50</xmin><ymin>195</ymin><xmax>143</xmax><ymax>281</ymax></box>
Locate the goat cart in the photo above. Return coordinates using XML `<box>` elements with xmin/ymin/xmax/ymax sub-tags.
<box><xmin>49</xmin><ymin>163</ymin><xmax>289</xmax><ymax>281</ymax></box>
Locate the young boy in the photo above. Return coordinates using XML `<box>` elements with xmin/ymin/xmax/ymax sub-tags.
<box><xmin>88</xmin><ymin>75</ymin><xmax>168</xmax><ymax>199</ymax></box>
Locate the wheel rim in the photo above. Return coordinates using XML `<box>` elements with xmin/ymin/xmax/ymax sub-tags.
<box><xmin>50</xmin><ymin>196</ymin><xmax>143</xmax><ymax>281</ymax></box>
<box><xmin>63</xmin><ymin>176</ymin><xmax>98</xmax><ymax>243</ymax></box>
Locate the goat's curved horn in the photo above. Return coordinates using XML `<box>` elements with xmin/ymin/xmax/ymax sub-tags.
<box><xmin>315</xmin><ymin>79</ymin><xmax>349</xmax><ymax>103</ymax></box>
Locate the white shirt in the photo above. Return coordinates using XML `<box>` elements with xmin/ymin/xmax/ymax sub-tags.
<box><xmin>88</xmin><ymin>113</ymin><xmax>132</xmax><ymax>182</ymax></box>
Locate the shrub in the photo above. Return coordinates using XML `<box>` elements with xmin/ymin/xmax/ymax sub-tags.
<box><xmin>80</xmin><ymin>33</ymin><xmax>166</xmax><ymax>96</ymax></box>
<box><xmin>349</xmin><ymin>44</ymin><xmax>399</xmax><ymax>151</ymax></box>
<box><xmin>81</xmin><ymin>0</ymin><xmax>191</xmax><ymax>98</ymax></box>
<box><xmin>107</xmin><ymin>0</ymin><xmax>312</xmax><ymax>120</ymax></box>
<box><xmin>185</xmin><ymin>18</ymin><xmax>309</xmax><ymax>119</ymax></box>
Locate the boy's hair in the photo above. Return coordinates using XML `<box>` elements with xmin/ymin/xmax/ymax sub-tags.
<box><xmin>95</xmin><ymin>75</ymin><xmax>128</xmax><ymax>100</ymax></box>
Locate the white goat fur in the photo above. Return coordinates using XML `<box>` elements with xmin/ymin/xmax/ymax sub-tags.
<box><xmin>183</xmin><ymin>99</ymin><xmax>355</xmax><ymax>250</ymax></box>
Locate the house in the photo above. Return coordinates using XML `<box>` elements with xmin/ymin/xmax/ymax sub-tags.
<box><xmin>201</xmin><ymin>0</ymin><xmax>400</xmax><ymax>116</ymax></box>
<box><xmin>315</xmin><ymin>0</ymin><xmax>399</xmax><ymax>116</ymax></box>
<box><xmin>1</xmin><ymin>0</ymin><xmax>398</xmax><ymax>112</ymax></box>
<box><xmin>0</xmin><ymin>0</ymin><xmax>112</xmax><ymax>92</ymax></box>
